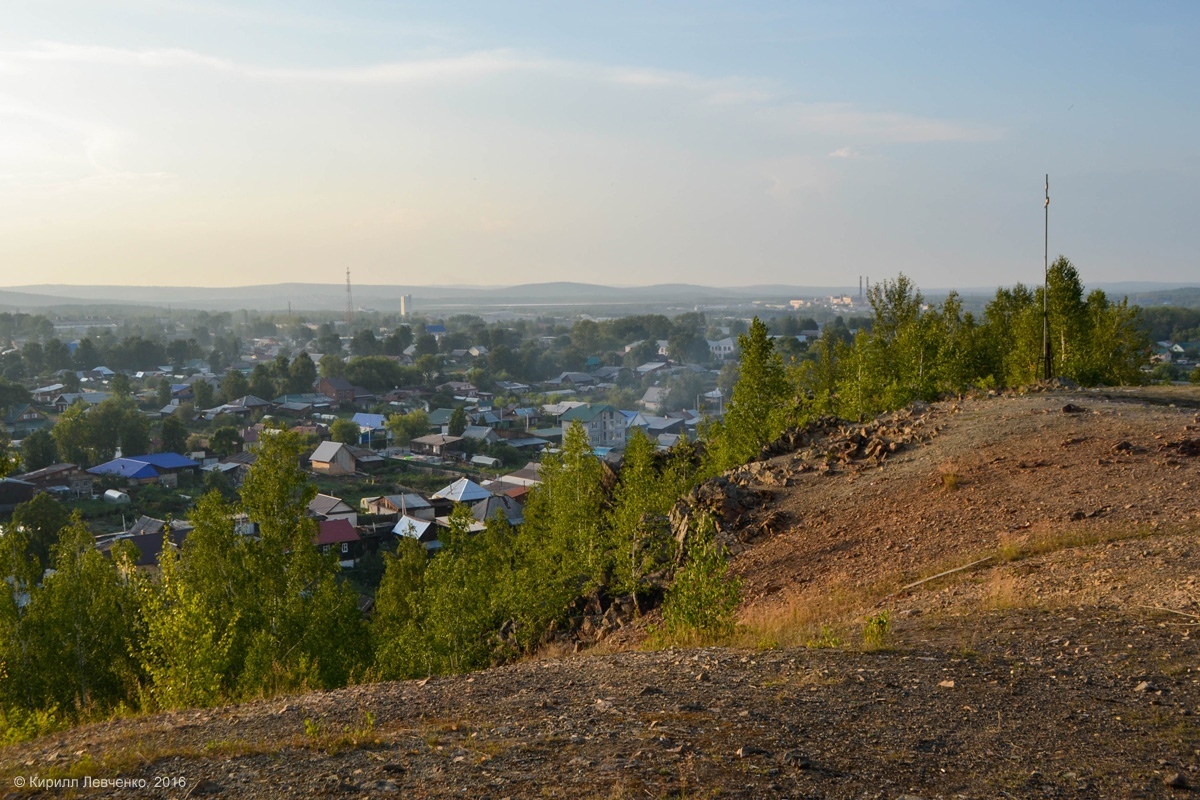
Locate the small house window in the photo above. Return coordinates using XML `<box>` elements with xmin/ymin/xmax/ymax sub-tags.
<box><xmin>341</xmin><ymin>542</ymin><xmax>349</xmax><ymax>554</ymax></box>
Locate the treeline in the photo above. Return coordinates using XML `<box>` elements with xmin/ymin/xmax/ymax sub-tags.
<box><xmin>706</xmin><ymin>261</ymin><xmax>1147</xmax><ymax>471</ymax></box>
<box><xmin>1</xmin><ymin>336</ymin><xmax>212</xmax><ymax>383</ymax></box>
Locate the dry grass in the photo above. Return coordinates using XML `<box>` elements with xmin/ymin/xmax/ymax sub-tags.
<box><xmin>996</xmin><ymin>521</ymin><xmax>1164</xmax><ymax>563</ymax></box>
<box><xmin>979</xmin><ymin>571</ymin><xmax>1023</xmax><ymax>610</ymax></box>
<box><xmin>728</xmin><ymin>521</ymin><xmax>1194</xmax><ymax>649</ymax></box>
<box><xmin>938</xmin><ymin>461</ymin><xmax>961</xmax><ymax>490</ymax></box>
<box><xmin>732</xmin><ymin>578</ymin><xmax>893</xmax><ymax>650</ymax></box>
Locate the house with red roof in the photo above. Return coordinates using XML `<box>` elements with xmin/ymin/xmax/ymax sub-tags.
<box><xmin>315</xmin><ymin>518</ymin><xmax>362</xmax><ymax>567</ymax></box>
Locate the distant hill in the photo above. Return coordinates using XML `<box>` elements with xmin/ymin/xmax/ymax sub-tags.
<box><xmin>0</xmin><ymin>282</ymin><xmax>862</xmax><ymax>312</ymax></box>
<box><xmin>2</xmin><ymin>280</ymin><xmax>1196</xmax><ymax>314</ymax></box>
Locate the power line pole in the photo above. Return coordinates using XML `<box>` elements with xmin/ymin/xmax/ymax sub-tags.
<box><xmin>1042</xmin><ymin>174</ymin><xmax>1053</xmax><ymax>381</ymax></box>
<box><xmin>345</xmin><ymin>268</ymin><xmax>354</xmax><ymax>328</ymax></box>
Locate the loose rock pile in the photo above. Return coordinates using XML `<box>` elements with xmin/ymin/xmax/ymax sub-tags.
<box><xmin>671</xmin><ymin>402</ymin><xmax>942</xmax><ymax>558</ymax></box>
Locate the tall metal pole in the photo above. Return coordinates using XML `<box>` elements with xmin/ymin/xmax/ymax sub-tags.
<box><xmin>1042</xmin><ymin>174</ymin><xmax>1053</xmax><ymax>380</ymax></box>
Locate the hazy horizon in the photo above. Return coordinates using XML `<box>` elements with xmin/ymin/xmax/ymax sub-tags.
<box><xmin>2</xmin><ymin>2</ymin><xmax>1197</xmax><ymax>289</ymax></box>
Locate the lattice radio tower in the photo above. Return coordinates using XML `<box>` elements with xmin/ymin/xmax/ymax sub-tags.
<box><xmin>345</xmin><ymin>268</ymin><xmax>354</xmax><ymax>327</ymax></box>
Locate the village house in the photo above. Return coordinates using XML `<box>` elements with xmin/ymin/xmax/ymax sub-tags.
<box><xmin>315</xmin><ymin>519</ymin><xmax>362</xmax><ymax>567</ymax></box>
<box><xmin>393</xmin><ymin>514</ymin><xmax>440</xmax><ymax>550</ymax></box>
<box><xmin>307</xmin><ymin>441</ymin><xmax>382</xmax><ymax>475</ymax></box>
<box><xmin>1</xmin><ymin>403</ymin><xmax>51</xmax><ymax>438</ymax></box>
<box><xmin>560</xmin><ymin>403</ymin><xmax>626</xmax><ymax>449</ymax></box>
<box><xmin>362</xmin><ymin>493</ymin><xmax>434</xmax><ymax>520</ymax></box>
<box><xmin>13</xmin><ymin>463</ymin><xmax>93</xmax><ymax>498</ymax></box>
<box><xmin>87</xmin><ymin>453</ymin><xmax>200</xmax><ymax>488</ymax></box>
<box><xmin>315</xmin><ymin>376</ymin><xmax>356</xmax><ymax>406</ymax></box>
<box><xmin>307</xmin><ymin>493</ymin><xmax>358</xmax><ymax>526</ymax></box>
<box><xmin>410</xmin><ymin>433</ymin><xmax>465</xmax><ymax>459</ymax></box>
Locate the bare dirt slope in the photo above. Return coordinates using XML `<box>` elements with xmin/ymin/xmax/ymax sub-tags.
<box><xmin>2</xmin><ymin>389</ymin><xmax>1199</xmax><ymax>800</ymax></box>
<box><xmin>733</xmin><ymin>388</ymin><xmax>1200</xmax><ymax>625</ymax></box>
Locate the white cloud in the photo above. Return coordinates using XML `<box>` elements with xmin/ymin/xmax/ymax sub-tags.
<box><xmin>5</xmin><ymin>41</ymin><xmax>539</xmax><ymax>85</ymax></box>
<box><xmin>3</xmin><ymin>41</ymin><xmax>996</xmax><ymax>145</ymax></box>
<box><xmin>828</xmin><ymin>147</ymin><xmax>864</xmax><ymax>159</ymax></box>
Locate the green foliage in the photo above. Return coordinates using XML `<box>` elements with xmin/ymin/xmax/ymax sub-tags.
<box><xmin>50</xmin><ymin>402</ymin><xmax>91</xmax><ymax>466</ymax></box>
<box><xmin>385</xmin><ymin>409</ymin><xmax>430</xmax><ymax>447</ymax></box>
<box><xmin>705</xmin><ymin>317</ymin><xmax>794</xmax><ymax>472</ymax></box>
<box><xmin>109</xmin><ymin>373</ymin><xmax>132</xmax><ymax>397</ymax></box>
<box><xmin>248</xmin><ymin>365</ymin><xmax>276</xmax><ymax>402</ymax></box>
<box><xmin>10</xmin><ymin>493</ymin><xmax>71</xmax><ymax>573</ymax></box>
<box><xmin>805</xmin><ymin>625</ymin><xmax>843</xmax><ymax>649</ymax></box>
<box><xmin>210</xmin><ymin>426</ymin><xmax>243</xmax><ymax>458</ymax></box>
<box><xmin>160</xmin><ymin>415</ymin><xmax>189</xmax><ymax>455</ymax></box>
<box><xmin>234</xmin><ymin>430</ymin><xmax>367</xmax><ymax>694</ymax></box>
<box><xmin>373</xmin><ymin>509</ymin><xmax>516</xmax><ymax>679</ymax></box>
<box><xmin>0</xmin><ymin>518</ymin><xmax>145</xmax><ymax>716</ymax></box>
<box><xmin>606</xmin><ymin>429</ymin><xmax>696</xmax><ymax>604</ymax></box>
<box><xmin>862</xmin><ymin>611</ymin><xmax>892</xmax><ymax>649</ymax></box>
<box><xmin>979</xmin><ymin>259</ymin><xmax>1147</xmax><ymax>387</ymax></box>
<box><xmin>0</xmin><ymin>704</ymin><xmax>63</xmax><ymax>745</ymax></box>
<box><xmin>371</xmin><ymin>538</ymin><xmax>428</xmax><ymax>678</ymax></box>
<box><xmin>219</xmin><ymin>370</ymin><xmax>249</xmax><ymax>404</ymax></box>
<box><xmin>19</xmin><ymin>428</ymin><xmax>58</xmax><ymax>472</ymax></box>
<box><xmin>138</xmin><ymin>532</ymin><xmax>236</xmax><ymax>710</ymax></box>
<box><xmin>507</xmin><ymin>422</ymin><xmax>607</xmax><ymax>647</ymax></box>
<box><xmin>344</xmin><ymin>356</ymin><xmax>421</xmax><ymax>393</ymax></box>
<box><xmin>287</xmin><ymin>352</ymin><xmax>318</xmax><ymax>394</ymax></box>
<box><xmin>661</xmin><ymin>515</ymin><xmax>740</xmax><ymax>643</ymax></box>
<box><xmin>51</xmin><ymin>396</ymin><xmax>150</xmax><ymax>466</ymax></box>
<box><xmin>0</xmin><ymin>432</ymin><xmax>15</xmax><ymax>480</ymax></box>
<box><xmin>193</xmin><ymin>379</ymin><xmax>215</xmax><ymax>410</ymax></box>
<box><xmin>330</xmin><ymin>418</ymin><xmax>360</xmax><ymax>446</ymax></box>
<box><xmin>447</xmin><ymin>407</ymin><xmax>468</xmax><ymax>437</ymax></box>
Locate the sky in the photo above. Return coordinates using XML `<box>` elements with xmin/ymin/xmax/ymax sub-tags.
<box><xmin>0</xmin><ymin>1</ymin><xmax>1197</xmax><ymax>290</ymax></box>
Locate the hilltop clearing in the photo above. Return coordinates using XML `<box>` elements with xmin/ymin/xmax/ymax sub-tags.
<box><xmin>2</xmin><ymin>389</ymin><xmax>1198</xmax><ymax>799</ymax></box>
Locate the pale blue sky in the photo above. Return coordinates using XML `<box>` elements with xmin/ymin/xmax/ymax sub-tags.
<box><xmin>0</xmin><ymin>1</ymin><xmax>1196</xmax><ymax>288</ymax></box>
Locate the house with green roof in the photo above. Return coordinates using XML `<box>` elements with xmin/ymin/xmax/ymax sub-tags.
<box><xmin>1</xmin><ymin>404</ymin><xmax>50</xmax><ymax>438</ymax></box>
<box><xmin>560</xmin><ymin>403</ymin><xmax>626</xmax><ymax>449</ymax></box>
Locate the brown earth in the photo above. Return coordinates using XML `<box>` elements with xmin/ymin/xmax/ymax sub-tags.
<box><xmin>3</xmin><ymin>388</ymin><xmax>1199</xmax><ymax>799</ymax></box>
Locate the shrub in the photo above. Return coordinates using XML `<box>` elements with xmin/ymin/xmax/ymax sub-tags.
<box><xmin>661</xmin><ymin>515</ymin><xmax>741</xmax><ymax>643</ymax></box>
<box><xmin>863</xmin><ymin>611</ymin><xmax>892</xmax><ymax>649</ymax></box>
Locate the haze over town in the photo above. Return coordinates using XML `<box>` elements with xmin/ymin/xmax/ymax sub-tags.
<box><xmin>1</xmin><ymin>1</ymin><xmax>1197</xmax><ymax>289</ymax></box>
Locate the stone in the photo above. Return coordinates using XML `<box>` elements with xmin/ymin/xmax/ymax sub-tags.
<box><xmin>736</xmin><ymin>745</ymin><xmax>771</xmax><ymax>758</ymax></box>
<box><xmin>188</xmin><ymin>779</ymin><xmax>224</xmax><ymax>795</ymax></box>
<box><xmin>781</xmin><ymin>750</ymin><xmax>812</xmax><ymax>769</ymax></box>
<box><xmin>1166</xmin><ymin>772</ymin><xmax>1191</xmax><ymax>788</ymax></box>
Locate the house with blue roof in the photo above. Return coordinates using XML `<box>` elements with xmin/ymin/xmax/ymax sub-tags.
<box><xmin>87</xmin><ymin>453</ymin><xmax>200</xmax><ymax>488</ymax></box>
<box><xmin>351</xmin><ymin>412</ymin><xmax>390</xmax><ymax>448</ymax></box>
